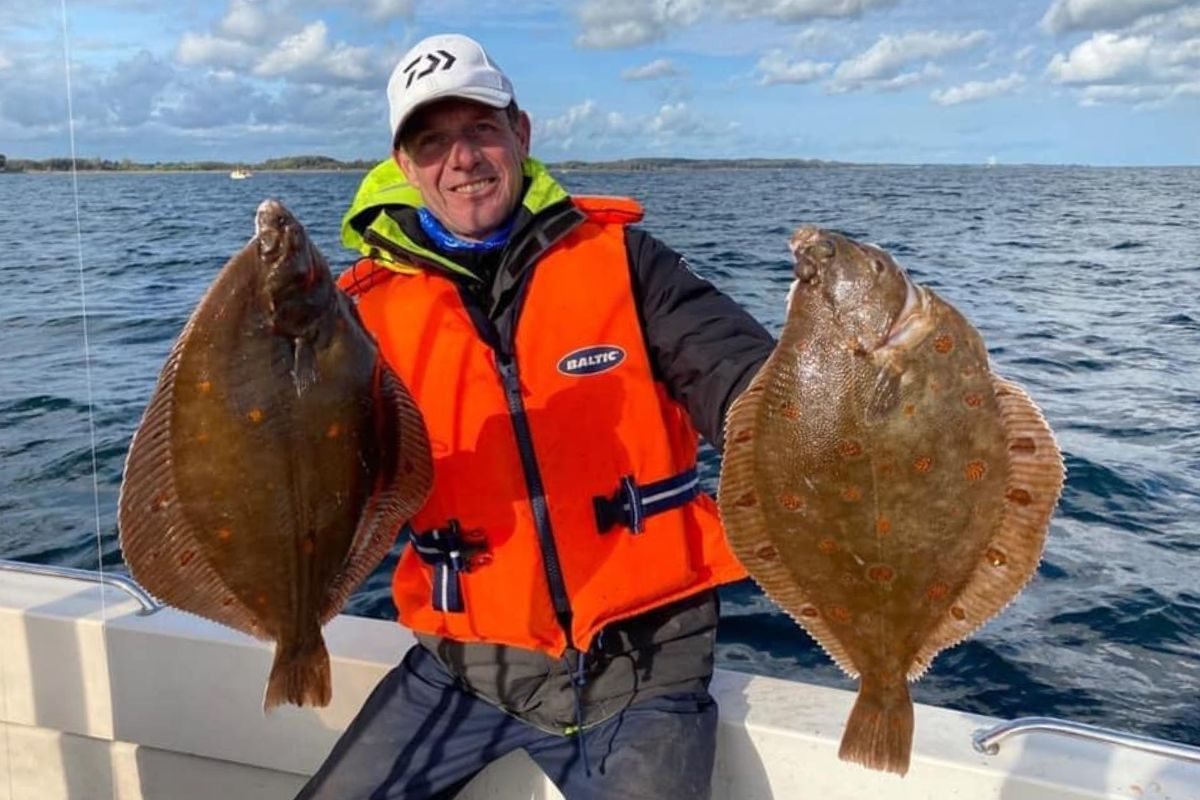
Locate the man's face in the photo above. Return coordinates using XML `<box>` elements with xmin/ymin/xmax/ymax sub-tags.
<box><xmin>395</xmin><ymin>98</ymin><xmax>531</xmax><ymax>242</ymax></box>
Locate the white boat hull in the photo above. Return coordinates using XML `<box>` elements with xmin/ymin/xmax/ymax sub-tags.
<box><xmin>1</xmin><ymin>569</ymin><xmax>1195</xmax><ymax>799</ymax></box>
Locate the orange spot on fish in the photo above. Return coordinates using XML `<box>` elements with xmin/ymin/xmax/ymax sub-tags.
<box><xmin>1010</xmin><ymin>437</ymin><xmax>1037</xmax><ymax>454</ymax></box>
<box><xmin>754</xmin><ymin>543</ymin><xmax>779</xmax><ymax>562</ymax></box>
<box><xmin>964</xmin><ymin>460</ymin><xmax>988</xmax><ymax>481</ymax></box>
<box><xmin>876</xmin><ymin>518</ymin><xmax>892</xmax><ymax>536</ymax></box>
<box><xmin>256</xmin><ymin>594</ymin><xmax>268</xmax><ymax>607</ymax></box>
<box><xmin>216</xmin><ymin>528</ymin><xmax>232</xmax><ymax>541</ymax></box>
<box><xmin>1006</xmin><ymin>488</ymin><xmax>1033</xmax><ymax>506</ymax></box>
<box><xmin>840</xmin><ymin>485</ymin><xmax>863</xmax><ymax>502</ymax></box>
<box><xmin>950</xmin><ymin>606</ymin><xmax>967</xmax><ymax>621</ymax></box>
<box><xmin>247</xmin><ymin>408</ymin><xmax>265</xmax><ymax>423</ymax></box>
<box><xmin>152</xmin><ymin>492</ymin><xmax>171</xmax><ymax>510</ymax></box>
<box><xmin>732</xmin><ymin>429</ymin><xmax>753</xmax><ymax>444</ymax></box>
<box><xmin>963</xmin><ymin>392</ymin><xmax>984</xmax><ymax>408</ymax></box>
<box><xmin>867</xmin><ymin>564</ymin><xmax>895</xmax><ymax>584</ymax></box>
<box><xmin>926</xmin><ymin>581</ymin><xmax>950</xmax><ymax>601</ymax></box>
<box><xmin>903</xmin><ymin>404</ymin><xmax>917</xmax><ymax>417</ymax></box>
<box><xmin>800</xmin><ymin>606</ymin><xmax>820</xmax><ymax>618</ymax></box>
<box><xmin>817</xmin><ymin>538</ymin><xmax>839</xmax><ymax>555</ymax></box>
<box><xmin>301</xmin><ymin>537</ymin><xmax>315</xmax><ymax>556</ymax></box>
<box><xmin>839</xmin><ymin>439</ymin><xmax>863</xmax><ymax>458</ymax></box>
<box><xmin>733</xmin><ymin>491</ymin><xmax>758</xmax><ymax>508</ymax></box>
<box><xmin>986</xmin><ymin>547</ymin><xmax>1008</xmax><ymax>567</ymax></box>
<box><xmin>198</xmin><ymin>381</ymin><xmax>212</xmax><ymax>394</ymax></box>
<box><xmin>179</xmin><ymin>550</ymin><xmax>195</xmax><ymax>567</ymax></box>
<box><xmin>913</xmin><ymin>455</ymin><xmax>933</xmax><ymax>474</ymax></box>
<box><xmin>780</xmin><ymin>401</ymin><xmax>801</xmax><ymax>420</ymax></box>
<box><xmin>934</xmin><ymin>334</ymin><xmax>954</xmax><ymax>353</ymax></box>
<box><xmin>195</xmin><ymin>431</ymin><xmax>210</xmax><ymax>444</ymax></box>
<box><xmin>222</xmin><ymin>597</ymin><xmax>234</xmax><ymax>606</ymax></box>
<box><xmin>326</xmin><ymin>423</ymin><xmax>341</xmax><ymax>439</ymax></box>
<box><xmin>826</xmin><ymin>605</ymin><xmax>852</xmax><ymax>624</ymax></box>
<box><xmin>778</xmin><ymin>493</ymin><xmax>804</xmax><ymax>511</ymax></box>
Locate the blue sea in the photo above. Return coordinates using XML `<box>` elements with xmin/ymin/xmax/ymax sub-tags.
<box><xmin>1</xmin><ymin>165</ymin><xmax>1197</xmax><ymax>748</ymax></box>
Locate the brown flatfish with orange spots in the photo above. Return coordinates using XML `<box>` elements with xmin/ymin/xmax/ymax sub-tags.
<box><xmin>718</xmin><ymin>227</ymin><xmax>1064</xmax><ymax>775</ymax></box>
<box><xmin>118</xmin><ymin>199</ymin><xmax>432</xmax><ymax>710</ymax></box>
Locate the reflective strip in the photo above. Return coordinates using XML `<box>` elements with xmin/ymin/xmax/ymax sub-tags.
<box><xmin>409</xmin><ymin>523</ymin><xmax>474</xmax><ymax>613</ymax></box>
<box><xmin>594</xmin><ymin>467</ymin><xmax>700</xmax><ymax>534</ymax></box>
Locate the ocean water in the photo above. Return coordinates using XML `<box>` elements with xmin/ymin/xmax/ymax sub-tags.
<box><xmin>1</xmin><ymin>165</ymin><xmax>1197</xmax><ymax>749</ymax></box>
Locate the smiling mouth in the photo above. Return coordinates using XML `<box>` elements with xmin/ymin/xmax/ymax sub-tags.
<box><xmin>450</xmin><ymin>177</ymin><xmax>496</xmax><ymax>195</ymax></box>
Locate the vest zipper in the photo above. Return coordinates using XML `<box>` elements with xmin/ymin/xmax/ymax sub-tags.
<box><xmin>495</xmin><ymin>351</ymin><xmax>575</xmax><ymax>647</ymax></box>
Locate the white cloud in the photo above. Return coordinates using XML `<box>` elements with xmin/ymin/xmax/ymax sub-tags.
<box><xmin>719</xmin><ymin>0</ymin><xmax>900</xmax><ymax>23</ymax></box>
<box><xmin>537</xmin><ymin>99</ymin><xmax>610</xmax><ymax>147</ymax></box>
<box><xmin>1040</xmin><ymin>0</ymin><xmax>1190</xmax><ymax>35</ymax></box>
<box><xmin>534</xmin><ymin>98</ymin><xmax>726</xmax><ymax>152</ymax></box>
<box><xmin>829</xmin><ymin>30</ymin><xmax>987</xmax><ymax>92</ymax></box>
<box><xmin>622</xmin><ymin>58</ymin><xmax>681</xmax><ymax>80</ymax></box>
<box><xmin>254</xmin><ymin>21</ymin><xmax>374</xmax><ymax>84</ymax></box>
<box><xmin>218</xmin><ymin>0</ymin><xmax>274</xmax><ymax>41</ymax></box>
<box><xmin>0</xmin><ymin>50</ymin><xmax>11</xmax><ymax>71</ymax></box>
<box><xmin>573</xmin><ymin>0</ymin><xmax>902</xmax><ymax>48</ymax></box>
<box><xmin>576</xmin><ymin>0</ymin><xmax>705</xmax><ymax>48</ymax></box>
<box><xmin>647</xmin><ymin>101</ymin><xmax>703</xmax><ymax>135</ymax></box>
<box><xmin>931</xmin><ymin>73</ymin><xmax>1024</xmax><ymax>105</ymax></box>
<box><xmin>1046</xmin><ymin>32</ymin><xmax>1156</xmax><ymax>83</ymax></box>
<box><xmin>1042</xmin><ymin>12</ymin><xmax>1200</xmax><ymax>106</ymax></box>
<box><xmin>757</xmin><ymin>50</ymin><xmax>832</xmax><ymax>84</ymax></box>
<box><xmin>361</xmin><ymin>0</ymin><xmax>417</xmax><ymax>21</ymax></box>
<box><xmin>176</xmin><ymin>32</ymin><xmax>258</xmax><ymax>69</ymax></box>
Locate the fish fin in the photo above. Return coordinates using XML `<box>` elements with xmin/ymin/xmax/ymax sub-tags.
<box><xmin>319</xmin><ymin>358</ymin><xmax>433</xmax><ymax>623</ymax></box>
<box><xmin>838</xmin><ymin>674</ymin><xmax>913</xmax><ymax>776</ymax></box>
<box><xmin>909</xmin><ymin>374</ymin><xmax>1064</xmax><ymax>679</ymax></box>
<box><xmin>117</xmin><ymin>341</ymin><xmax>267</xmax><ymax>640</ymax></box>
<box><xmin>263</xmin><ymin>628</ymin><xmax>331</xmax><ymax>710</ymax></box>
<box><xmin>719</xmin><ymin>366</ymin><xmax>860</xmax><ymax>679</ymax></box>
<box><xmin>292</xmin><ymin>337</ymin><xmax>318</xmax><ymax>396</ymax></box>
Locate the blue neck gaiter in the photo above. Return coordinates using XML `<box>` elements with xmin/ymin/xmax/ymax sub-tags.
<box><xmin>418</xmin><ymin>207</ymin><xmax>515</xmax><ymax>253</ymax></box>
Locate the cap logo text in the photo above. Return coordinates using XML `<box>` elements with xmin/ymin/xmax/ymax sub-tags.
<box><xmin>557</xmin><ymin>345</ymin><xmax>626</xmax><ymax>377</ymax></box>
<box><xmin>404</xmin><ymin>49</ymin><xmax>458</xmax><ymax>88</ymax></box>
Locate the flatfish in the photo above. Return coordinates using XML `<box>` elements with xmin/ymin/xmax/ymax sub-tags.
<box><xmin>718</xmin><ymin>227</ymin><xmax>1064</xmax><ymax>775</ymax></box>
<box><xmin>118</xmin><ymin>199</ymin><xmax>432</xmax><ymax>710</ymax></box>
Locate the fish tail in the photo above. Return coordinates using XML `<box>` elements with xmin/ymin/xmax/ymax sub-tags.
<box><xmin>838</xmin><ymin>673</ymin><xmax>914</xmax><ymax>776</ymax></box>
<box><xmin>263</xmin><ymin>631</ymin><xmax>331</xmax><ymax>711</ymax></box>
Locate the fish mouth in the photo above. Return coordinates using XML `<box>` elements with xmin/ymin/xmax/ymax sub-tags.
<box><xmin>880</xmin><ymin>270</ymin><xmax>932</xmax><ymax>350</ymax></box>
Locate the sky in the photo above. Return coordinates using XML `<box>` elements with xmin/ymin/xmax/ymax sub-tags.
<box><xmin>1</xmin><ymin>0</ymin><xmax>1198</xmax><ymax>166</ymax></box>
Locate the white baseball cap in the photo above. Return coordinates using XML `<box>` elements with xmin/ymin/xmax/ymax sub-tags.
<box><xmin>387</xmin><ymin>34</ymin><xmax>515</xmax><ymax>146</ymax></box>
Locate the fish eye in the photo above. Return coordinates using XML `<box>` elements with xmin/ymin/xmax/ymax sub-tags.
<box><xmin>812</xmin><ymin>240</ymin><xmax>836</xmax><ymax>260</ymax></box>
<box><xmin>872</xmin><ymin>259</ymin><xmax>886</xmax><ymax>274</ymax></box>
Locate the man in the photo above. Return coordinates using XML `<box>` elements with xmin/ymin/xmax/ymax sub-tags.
<box><xmin>296</xmin><ymin>33</ymin><xmax>775</xmax><ymax>800</ymax></box>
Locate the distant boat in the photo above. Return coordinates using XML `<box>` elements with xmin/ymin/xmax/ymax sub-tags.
<box><xmin>230</xmin><ymin>168</ymin><xmax>252</xmax><ymax>180</ymax></box>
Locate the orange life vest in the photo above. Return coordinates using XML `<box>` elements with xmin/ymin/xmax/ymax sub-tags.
<box><xmin>339</xmin><ymin>196</ymin><xmax>747</xmax><ymax>655</ymax></box>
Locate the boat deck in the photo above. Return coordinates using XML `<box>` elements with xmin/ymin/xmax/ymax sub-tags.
<box><xmin>1</xmin><ymin>567</ymin><xmax>1196</xmax><ymax>799</ymax></box>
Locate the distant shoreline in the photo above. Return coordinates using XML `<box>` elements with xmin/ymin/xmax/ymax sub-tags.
<box><xmin>0</xmin><ymin>155</ymin><xmax>847</xmax><ymax>174</ymax></box>
<box><xmin>1</xmin><ymin>156</ymin><xmax>1192</xmax><ymax>174</ymax></box>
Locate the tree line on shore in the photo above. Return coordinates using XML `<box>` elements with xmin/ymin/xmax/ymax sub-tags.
<box><xmin>1</xmin><ymin>153</ymin><xmax>842</xmax><ymax>174</ymax></box>
<box><xmin>0</xmin><ymin>154</ymin><xmax>376</xmax><ymax>173</ymax></box>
